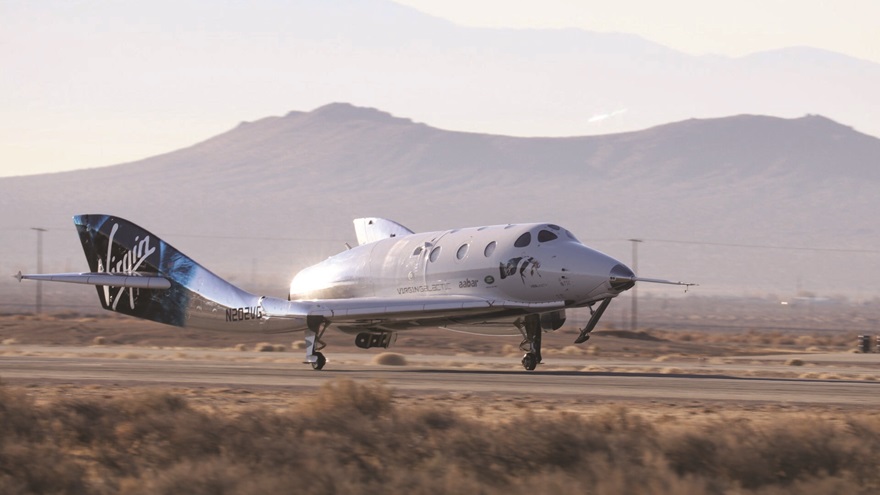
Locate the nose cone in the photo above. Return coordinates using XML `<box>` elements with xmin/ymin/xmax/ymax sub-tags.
<box><xmin>610</xmin><ymin>263</ymin><xmax>636</xmax><ymax>292</ymax></box>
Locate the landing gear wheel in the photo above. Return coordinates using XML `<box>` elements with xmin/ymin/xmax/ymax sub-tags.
<box><xmin>311</xmin><ymin>352</ymin><xmax>326</xmax><ymax>370</ymax></box>
<box><xmin>522</xmin><ymin>353</ymin><xmax>538</xmax><ymax>371</ymax></box>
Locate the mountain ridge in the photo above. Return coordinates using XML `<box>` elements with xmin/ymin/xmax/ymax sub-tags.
<box><xmin>1</xmin><ymin>103</ymin><xmax>876</xmax><ymax>300</ymax></box>
<box><xmin>85</xmin><ymin>105</ymin><xmax>880</xmax><ymax>183</ymax></box>
<box><xmin>13</xmin><ymin>104</ymin><xmax>876</xmax><ymax>184</ymax></box>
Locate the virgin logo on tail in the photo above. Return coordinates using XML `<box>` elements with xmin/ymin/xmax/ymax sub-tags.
<box><xmin>100</xmin><ymin>223</ymin><xmax>157</xmax><ymax>310</ymax></box>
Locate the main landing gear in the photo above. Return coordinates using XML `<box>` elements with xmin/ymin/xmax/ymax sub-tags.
<box><xmin>311</xmin><ymin>352</ymin><xmax>326</xmax><ymax>370</ymax></box>
<box><xmin>519</xmin><ymin>314</ymin><xmax>543</xmax><ymax>371</ymax></box>
<box><xmin>305</xmin><ymin>315</ymin><xmax>329</xmax><ymax>370</ymax></box>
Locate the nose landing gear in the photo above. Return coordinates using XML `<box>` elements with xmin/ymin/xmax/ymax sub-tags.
<box><xmin>575</xmin><ymin>297</ymin><xmax>612</xmax><ymax>344</ymax></box>
<box><xmin>518</xmin><ymin>314</ymin><xmax>543</xmax><ymax>371</ymax></box>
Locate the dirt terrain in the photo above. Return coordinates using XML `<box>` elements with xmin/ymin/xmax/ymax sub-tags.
<box><xmin>1</xmin><ymin>305</ymin><xmax>878</xmax><ymax>417</ymax></box>
<box><xmin>3</xmin><ymin>307</ymin><xmax>880</xmax><ymax>494</ymax></box>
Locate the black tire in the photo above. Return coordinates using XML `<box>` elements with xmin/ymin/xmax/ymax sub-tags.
<box><xmin>311</xmin><ymin>352</ymin><xmax>327</xmax><ymax>370</ymax></box>
<box><xmin>521</xmin><ymin>353</ymin><xmax>537</xmax><ymax>371</ymax></box>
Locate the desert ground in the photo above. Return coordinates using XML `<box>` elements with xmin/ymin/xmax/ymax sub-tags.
<box><xmin>2</xmin><ymin>298</ymin><xmax>880</xmax><ymax>493</ymax></box>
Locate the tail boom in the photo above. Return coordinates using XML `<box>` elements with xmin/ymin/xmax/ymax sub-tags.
<box><xmin>18</xmin><ymin>214</ymin><xmax>308</xmax><ymax>334</ymax></box>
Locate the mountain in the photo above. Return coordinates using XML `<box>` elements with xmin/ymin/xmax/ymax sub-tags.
<box><xmin>5</xmin><ymin>0</ymin><xmax>880</xmax><ymax>178</ymax></box>
<box><xmin>1</xmin><ymin>103</ymin><xmax>878</xmax><ymax>314</ymax></box>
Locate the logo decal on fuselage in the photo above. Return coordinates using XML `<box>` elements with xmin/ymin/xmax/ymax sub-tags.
<box><xmin>101</xmin><ymin>222</ymin><xmax>157</xmax><ymax>310</ymax></box>
<box><xmin>396</xmin><ymin>283</ymin><xmax>451</xmax><ymax>295</ymax></box>
<box><xmin>499</xmin><ymin>256</ymin><xmax>541</xmax><ymax>284</ymax></box>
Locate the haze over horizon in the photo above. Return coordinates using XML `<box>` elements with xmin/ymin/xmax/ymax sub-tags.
<box><xmin>2</xmin><ymin>0</ymin><xmax>878</xmax><ymax>177</ymax></box>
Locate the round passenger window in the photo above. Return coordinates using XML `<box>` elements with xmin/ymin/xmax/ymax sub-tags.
<box><xmin>537</xmin><ymin>230</ymin><xmax>558</xmax><ymax>243</ymax></box>
<box><xmin>429</xmin><ymin>246</ymin><xmax>441</xmax><ymax>262</ymax></box>
<box><xmin>484</xmin><ymin>241</ymin><xmax>496</xmax><ymax>257</ymax></box>
<box><xmin>456</xmin><ymin>244</ymin><xmax>469</xmax><ymax>260</ymax></box>
<box><xmin>514</xmin><ymin>232</ymin><xmax>531</xmax><ymax>248</ymax></box>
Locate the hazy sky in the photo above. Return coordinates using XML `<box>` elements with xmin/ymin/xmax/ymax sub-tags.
<box><xmin>2</xmin><ymin>0</ymin><xmax>877</xmax><ymax>178</ymax></box>
<box><xmin>396</xmin><ymin>0</ymin><xmax>880</xmax><ymax>62</ymax></box>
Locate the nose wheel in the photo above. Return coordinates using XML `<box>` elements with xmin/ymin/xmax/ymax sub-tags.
<box><xmin>521</xmin><ymin>353</ymin><xmax>538</xmax><ymax>371</ymax></box>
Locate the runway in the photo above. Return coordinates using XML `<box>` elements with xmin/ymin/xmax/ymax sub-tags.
<box><xmin>1</xmin><ymin>346</ymin><xmax>879</xmax><ymax>407</ymax></box>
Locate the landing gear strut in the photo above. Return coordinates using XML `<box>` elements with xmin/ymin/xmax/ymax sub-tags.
<box><xmin>305</xmin><ymin>315</ymin><xmax>329</xmax><ymax>370</ymax></box>
<box><xmin>519</xmin><ymin>314</ymin><xmax>543</xmax><ymax>371</ymax></box>
<box><xmin>574</xmin><ymin>297</ymin><xmax>612</xmax><ymax>344</ymax></box>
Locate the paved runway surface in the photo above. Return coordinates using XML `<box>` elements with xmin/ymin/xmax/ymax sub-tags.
<box><xmin>2</xmin><ymin>346</ymin><xmax>879</xmax><ymax>407</ymax></box>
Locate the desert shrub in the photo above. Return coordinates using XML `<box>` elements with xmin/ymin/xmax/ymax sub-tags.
<box><xmin>372</xmin><ymin>352</ymin><xmax>408</xmax><ymax>366</ymax></box>
<box><xmin>0</xmin><ymin>442</ymin><xmax>88</xmax><ymax>495</ymax></box>
<box><xmin>301</xmin><ymin>379</ymin><xmax>393</xmax><ymax>420</ymax></box>
<box><xmin>254</xmin><ymin>342</ymin><xmax>275</xmax><ymax>352</ymax></box>
<box><xmin>0</xmin><ymin>386</ymin><xmax>43</xmax><ymax>442</ymax></box>
<box><xmin>662</xmin><ymin>417</ymin><xmax>875</xmax><ymax>491</ymax></box>
<box><xmin>2</xmin><ymin>380</ymin><xmax>880</xmax><ymax>494</ymax></box>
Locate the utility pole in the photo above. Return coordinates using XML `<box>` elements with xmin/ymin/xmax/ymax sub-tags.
<box><xmin>32</xmin><ymin>228</ymin><xmax>47</xmax><ymax>314</ymax></box>
<box><xmin>629</xmin><ymin>238</ymin><xmax>642</xmax><ymax>331</ymax></box>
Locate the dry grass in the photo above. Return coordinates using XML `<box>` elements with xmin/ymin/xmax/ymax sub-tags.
<box><xmin>651</xmin><ymin>329</ymin><xmax>860</xmax><ymax>351</ymax></box>
<box><xmin>2</xmin><ymin>379</ymin><xmax>880</xmax><ymax>494</ymax></box>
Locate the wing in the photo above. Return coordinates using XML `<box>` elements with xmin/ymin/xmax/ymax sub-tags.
<box><xmin>263</xmin><ymin>294</ymin><xmax>566</xmax><ymax>330</ymax></box>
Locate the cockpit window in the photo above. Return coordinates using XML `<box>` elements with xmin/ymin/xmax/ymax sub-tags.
<box><xmin>537</xmin><ymin>230</ymin><xmax>558</xmax><ymax>242</ymax></box>
<box><xmin>412</xmin><ymin>246</ymin><xmax>423</xmax><ymax>256</ymax></box>
<box><xmin>565</xmin><ymin>230</ymin><xmax>579</xmax><ymax>241</ymax></box>
<box><xmin>548</xmin><ymin>224</ymin><xmax>561</xmax><ymax>230</ymax></box>
<box><xmin>514</xmin><ymin>232</ymin><xmax>531</xmax><ymax>248</ymax></box>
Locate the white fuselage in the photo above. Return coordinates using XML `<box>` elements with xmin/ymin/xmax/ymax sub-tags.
<box><xmin>289</xmin><ymin>223</ymin><xmax>634</xmax><ymax>332</ymax></box>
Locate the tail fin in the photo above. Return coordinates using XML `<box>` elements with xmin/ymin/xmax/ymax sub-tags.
<box><xmin>74</xmin><ymin>214</ymin><xmax>264</xmax><ymax>329</ymax></box>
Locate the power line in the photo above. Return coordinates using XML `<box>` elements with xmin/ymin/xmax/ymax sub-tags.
<box><xmin>7</xmin><ymin>227</ymin><xmax>879</xmax><ymax>254</ymax></box>
<box><xmin>644</xmin><ymin>238</ymin><xmax>880</xmax><ymax>254</ymax></box>
<box><xmin>31</xmin><ymin>228</ymin><xmax>47</xmax><ymax>314</ymax></box>
<box><xmin>168</xmin><ymin>233</ymin><xmax>349</xmax><ymax>243</ymax></box>
<box><xmin>584</xmin><ymin>238</ymin><xmax>880</xmax><ymax>255</ymax></box>
<box><xmin>5</xmin><ymin>226</ymin><xmax>349</xmax><ymax>243</ymax></box>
